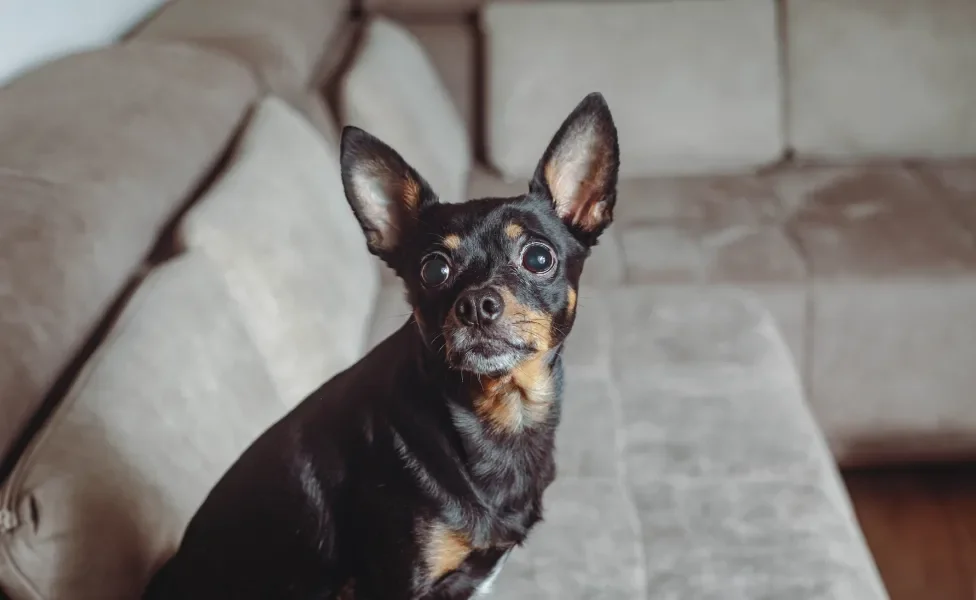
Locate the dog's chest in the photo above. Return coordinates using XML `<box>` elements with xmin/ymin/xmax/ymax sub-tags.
<box><xmin>410</xmin><ymin>426</ymin><xmax>554</xmax><ymax>597</ymax></box>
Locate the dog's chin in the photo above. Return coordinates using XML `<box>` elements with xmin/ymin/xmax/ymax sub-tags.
<box><xmin>447</xmin><ymin>334</ymin><xmax>529</xmax><ymax>377</ymax></box>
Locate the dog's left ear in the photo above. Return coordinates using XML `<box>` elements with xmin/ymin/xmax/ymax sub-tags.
<box><xmin>340</xmin><ymin>126</ymin><xmax>438</xmax><ymax>265</ymax></box>
<box><xmin>530</xmin><ymin>92</ymin><xmax>619</xmax><ymax>246</ymax></box>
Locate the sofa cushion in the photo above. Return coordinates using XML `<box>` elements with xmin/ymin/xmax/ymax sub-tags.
<box><xmin>774</xmin><ymin>167</ymin><xmax>976</xmax><ymax>279</ymax></box>
<box><xmin>600</xmin><ymin>175</ymin><xmax>809</xmax><ymax>367</ymax></box>
<box><xmin>788</xmin><ymin>0</ymin><xmax>976</xmax><ymax>160</ymax></box>
<box><xmin>769</xmin><ymin>166</ymin><xmax>976</xmax><ymax>464</ymax></box>
<box><xmin>403</xmin><ymin>20</ymin><xmax>477</xmax><ymax>144</ymax></box>
<box><xmin>924</xmin><ymin>161</ymin><xmax>976</xmax><ymax>232</ymax></box>
<box><xmin>597</xmin><ymin>288</ymin><xmax>887</xmax><ymax>599</ymax></box>
<box><xmin>0</xmin><ymin>42</ymin><xmax>257</xmax><ymax>468</ymax></box>
<box><xmin>340</xmin><ymin>17</ymin><xmax>471</xmax><ymax>204</ymax></box>
<box><xmin>0</xmin><ymin>254</ymin><xmax>286</xmax><ymax>600</ymax></box>
<box><xmin>482</xmin><ymin>0</ymin><xmax>784</xmax><ymax>179</ymax></box>
<box><xmin>180</xmin><ymin>96</ymin><xmax>378</xmax><ymax>406</ymax></box>
<box><xmin>133</xmin><ymin>0</ymin><xmax>350</xmax><ymax>93</ymax></box>
<box><xmin>281</xmin><ymin>88</ymin><xmax>341</xmax><ymax>145</ymax></box>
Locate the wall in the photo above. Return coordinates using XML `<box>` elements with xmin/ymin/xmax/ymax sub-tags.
<box><xmin>0</xmin><ymin>0</ymin><xmax>168</xmax><ymax>86</ymax></box>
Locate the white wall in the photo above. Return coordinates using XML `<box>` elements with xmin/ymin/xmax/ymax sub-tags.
<box><xmin>0</xmin><ymin>0</ymin><xmax>169</xmax><ymax>86</ymax></box>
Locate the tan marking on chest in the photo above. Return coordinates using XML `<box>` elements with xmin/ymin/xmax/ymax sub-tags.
<box><xmin>475</xmin><ymin>353</ymin><xmax>554</xmax><ymax>433</ymax></box>
<box><xmin>505</xmin><ymin>222</ymin><xmax>523</xmax><ymax>239</ymax></box>
<box><xmin>423</xmin><ymin>522</ymin><xmax>472</xmax><ymax>583</ymax></box>
<box><xmin>443</xmin><ymin>234</ymin><xmax>461</xmax><ymax>250</ymax></box>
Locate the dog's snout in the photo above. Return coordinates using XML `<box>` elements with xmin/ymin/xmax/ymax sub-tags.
<box><xmin>455</xmin><ymin>288</ymin><xmax>504</xmax><ymax>327</ymax></box>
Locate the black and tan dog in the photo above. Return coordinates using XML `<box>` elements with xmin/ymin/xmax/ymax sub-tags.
<box><xmin>142</xmin><ymin>92</ymin><xmax>619</xmax><ymax>600</ymax></box>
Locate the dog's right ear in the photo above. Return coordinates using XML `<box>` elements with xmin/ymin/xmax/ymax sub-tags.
<box><xmin>340</xmin><ymin>126</ymin><xmax>438</xmax><ymax>263</ymax></box>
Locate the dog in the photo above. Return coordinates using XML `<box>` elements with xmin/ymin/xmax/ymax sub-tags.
<box><xmin>142</xmin><ymin>92</ymin><xmax>619</xmax><ymax>600</ymax></box>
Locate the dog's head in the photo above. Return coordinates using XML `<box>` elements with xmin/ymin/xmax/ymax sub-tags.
<box><xmin>340</xmin><ymin>93</ymin><xmax>618</xmax><ymax>377</ymax></box>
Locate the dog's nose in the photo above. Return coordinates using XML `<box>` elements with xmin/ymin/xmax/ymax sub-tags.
<box><xmin>455</xmin><ymin>288</ymin><xmax>504</xmax><ymax>327</ymax></box>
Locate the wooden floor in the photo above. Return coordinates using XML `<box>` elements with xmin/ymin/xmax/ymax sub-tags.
<box><xmin>843</xmin><ymin>464</ymin><xmax>976</xmax><ymax>600</ymax></box>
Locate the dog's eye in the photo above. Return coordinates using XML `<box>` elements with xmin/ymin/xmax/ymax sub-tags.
<box><xmin>521</xmin><ymin>243</ymin><xmax>556</xmax><ymax>275</ymax></box>
<box><xmin>421</xmin><ymin>254</ymin><xmax>451</xmax><ymax>287</ymax></box>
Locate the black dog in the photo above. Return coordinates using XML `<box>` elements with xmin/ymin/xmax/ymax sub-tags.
<box><xmin>142</xmin><ymin>92</ymin><xmax>619</xmax><ymax>600</ymax></box>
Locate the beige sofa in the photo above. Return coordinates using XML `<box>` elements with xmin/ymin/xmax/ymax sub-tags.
<box><xmin>2</xmin><ymin>0</ymin><xmax>973</xmax><ymax>597</ymax></box>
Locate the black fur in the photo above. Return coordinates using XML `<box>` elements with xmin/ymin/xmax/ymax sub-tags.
<box><xmin>142</xmin><ymin>92</ymin><xmax>618</xmax><ymax>600</ymax></box>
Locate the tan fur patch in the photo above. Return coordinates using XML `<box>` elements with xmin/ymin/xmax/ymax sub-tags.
<box><xmin>498</xmin><ymin>288</ymin><xmax>552</xmax><ymax>352</ymax></box>
<box><xmin>443</xmin><ymin>234</ymin><xmax>461</xmax><ymax>250</ymax></box>
<box><xmin>402</xmin><ymin>176</ymin><xmax>422</xmax><ymax>212</ymax></box>
<box><xmin>474</xmin><ymin>356</ymin><xmax>555</xmax><ymax>433</ymax></box>
<box><xmin>505</xmin><ymin>222</ymin><xmax>523</xmax><ymax>239</ymax></box>
<box><xmin>567</xmin><ymin>286</ymin><xmax>577</xmax><ymax>315</ymax></box>
<box><xmin>423</xmin><ymin>522</ymin><xmax>472</xmax><ymax>582</ymax></box>
<box><xmin>472</xmin><ymin>288</ymin><xmax>555</xmax><ymax>433</ymax></box>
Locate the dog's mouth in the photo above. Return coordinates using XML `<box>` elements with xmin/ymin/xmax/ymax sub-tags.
<box><xmin>444</xmin><ymin>328</ymin><xmax>533</xmax><ymax>376</ymax></box>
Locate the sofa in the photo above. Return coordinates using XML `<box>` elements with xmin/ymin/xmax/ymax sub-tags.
<box><xmin>2</xmin><ymin>0</ymin><xmax>973</xmax><ymax>597</ymax></box>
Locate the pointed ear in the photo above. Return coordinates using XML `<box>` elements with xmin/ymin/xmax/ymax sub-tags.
<box><xmin>530</xmin><ymin>92</ymin><xmax>619</xmax><ymax>246</ymax></box>
<box><xmin>340</xmin><ymin>126</ymin><xmax>438</xmax><ymax>263</ymax></box>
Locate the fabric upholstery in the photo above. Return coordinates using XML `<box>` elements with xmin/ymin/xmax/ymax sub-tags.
<box><xmin>132</xmin><ymin>0</ymin><xmax>350</xmax><ymax>93</ymax></box>
<box><xmin>340</xmin><ymin>17</ymin><xmax>471</xmax><ymax>204</ymax></box>
<box><xmin>180</xmin><ymin>97</ymin><xmax>378</xmax><ymax>407</ymax></box>
<box><xmin>403</xmin><ymin>20</ymin><xmax>477</xmax><ymax>144</ymax></box>
<box><xmin>923</xmin><ymin>161</ymin><xmax>976</xmax><ymax>231</ymax></box>
<box><xmin>769</xmin><ymin>166</ymin><xmax>976</xmax><ymax>465</ymax></box>
<box><xmin>788</xmin><ymin>0</ymin><xmax>976</xmax><ymax>159</ymax></box>
<box><xmin>482</xmin><ymin>0</ymin><xmax>784</xmax><ymax>179</ymax></box>
<box><xmin>610</xmin><ymin>175</ymin><xmax>808</xmax><ymax>367</ymax></box>
<box><xmin>281</xmin><ymin>88</ymin><xmax>341</xmax><ymax>145</ymax></box>
<box><xmin>0</xmin><ymin>42</ymin><xmax>257</xmax><ymax>466</ymax></box>
<box><xmin>0</xmin><ymin>254</ymin><xmax>286</xmax><ymax>600</ymax></box>
<box><xmin>366</xmin><ymin>287</ymin><xmax>888</xmax><ymax>598</ymax></box>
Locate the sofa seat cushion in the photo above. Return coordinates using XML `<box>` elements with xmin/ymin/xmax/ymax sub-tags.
<box><xmin>924</xmin><ymin>160</ymin><xmax>976</xmax><ymax>232</ymax></box>
<box><xmin>481</xmin><ymin>0</ymin><xmax>784</xmax><ymax>179</ymax></box>
<box><xmin>132</xmin><ymin>0</ymin><xmax>350</xmax><ymax>93</ymax></box>
<box><xmin>0</xmin><ymin>42</ymin><xmax>258</xmax><ymax>467</ymax></box>
<box><xmin>340</xmin><ymin>17</ymin><xmax>471</xmax><ymax>205</ymax></box>
<box><xmin>0</xmin><ymin>254</ymin><xmax>288</xmax><ymax>600</ymax></box>
<box><xmin>788</xmin><ymin>0</ymin><xmax>976</xmax><ymax>160</ymax></box>
<box><xmin>609</xmin><ymin>165</ymin><xmax>976</xmax><ymax>465</ymax></box>
<box><xmin>595</xmin><ymin>289</ymin><xmax>884</xmax><ymax>599</ymax></box>
<box><xmin>768</xmin><ymin>165</ymin><xmax>976</xmax><ymax>465</ymax></box>
<box><xmin>366</xmin><ymin>286</ymin><xmax>887</xmax><ymax>598</ymax></box>
<box><xmin>180</xmin><ymin>96</ymin><xmax>378</xmax><ymax>406</ymax></box>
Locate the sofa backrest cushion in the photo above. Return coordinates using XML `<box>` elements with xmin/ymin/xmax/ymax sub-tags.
<box><xmin>132</xmin><ymin>0</ymin><xmax>351</xmax><ymax>94</ymax></box>
<box><xmin>788</xmin><ymin>0</ymin><xmax>976</xmax><ymax>160</ymax></box>
<box><xmin>481</xmin><ymin>0</ymin><xmax>784</xmax><ymax>179</ymax></box>
<box><xmin>0</xmin><ymin>253</ymin><xmax>287</xmax><ymax>600</ymax></box>
<box><xmin>340</xmin><ymin>17</ymin><xmax>471</xmax><ymax>204</ymax></box>
<box><xmin>401</xmin><ymin>20</ymin><xmax>478</xmax><ymax>149</ymax></box>
<box><xmin>180</xmin><ymin>96</ymin><xmax>378</xmax><ymax>406</ymax></box>
<box><xmin>0</xmin><ymin>42</ymin><xmax>258</xmax><ymax>470</ymax></box>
